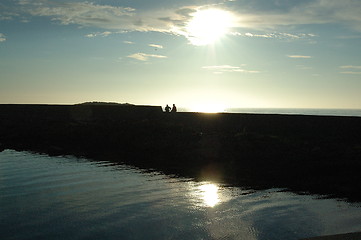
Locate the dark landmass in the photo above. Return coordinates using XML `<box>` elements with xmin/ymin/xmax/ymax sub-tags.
<box><xmin>1</xmin><ymin>103</ymin><xmax>361</xmax><ymax>201</ymax></box>
<box><xmin>301</xmin><ymin>231</ymin><xmax>361</xmax><ymax>240</ymax></box>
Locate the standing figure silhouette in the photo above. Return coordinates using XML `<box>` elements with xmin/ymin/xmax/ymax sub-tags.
<box><xmin>165</xmin><ymin>104</ymin><xmax>171</xmax><ymax>113</ymax></box>
<box><xmin>171</xmin><ymin>104</ymin><xmax>177</xmax><ymax>113</ymax></box>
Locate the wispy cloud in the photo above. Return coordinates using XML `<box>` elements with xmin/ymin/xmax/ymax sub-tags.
<box><xmin>0</xmin><ymin>14</ymin><xmax>16</xmax><ymax>21</ymax></box>
<box><xmin>148</xmin><ymin>44</ymin><xmax>163</xmax><ymax>49</ymax></box>
<box><xmin>336</xmin><ymin>35</ymin><xmax>361</xmax><ymax>39</ymax></box>
<box><xmin>85</xmin><ymin>31</ymin><xmax>113</xmax><ymax>38</ymax></box>
<box><xmin>340</xmin><ymin>71</ymin><xmax>361</xmax><ymax>75</ymax></box>
<box><xmin>231</xmin><ymin>0</ymin><xmax>361</xmax><ymax>32</ymax></box>
<box><xmin>8</xmin><ymin>0</ymin><xmax>195</xmax><ymax>43</ymax></box>
<box><xmin>17</xmin><ymin>0</ymin><xmax>190</xmax><ymax>34</ymax></box>
<box><xmin>123</xmin><ymin>41</ymin><xmax>134</xmax><ymax>44</ymax></box>
<box><xmin>202</xmin><ymin>65</ymin><xmax>259</xmax><ymax>74</ymax></box>
<box><xmin>340</xmin><ymin>65</ymin><xmax>361</xmax><ymax>69</ymax></box>
<box><xmin>287</xmin><ymin>55</ymin><xmax>312</xmax><ymax>59</ymax></box>
<box><xmin>127</xmin><ymin>53</ymin><xmax>167</xmax><ymax>61</ymax></box>
<box><xmin>0</xmin><ymin>33</ymin><xmax>6</xmax><ymax>42</ymax></box>
<box><xmin>0</xmin><ymin>2</ymin><xmax>22</xmax><ymax>21</ymax></box>
<box><xmin>232</xmin><ymin>32</ymin><xmax>316</xmax><ymax>41</ymax></box>
<box><xmin>24</xmin><ymin>1</ymin><xmax>135</xmax><ymax>29</ymax></box>
<box><xmin>10</xmin><ymin>0</ymin><xmax>361</xmax><ymax>46</ymax></box>
<box><xmin>339</xmin><ymin>66</ymin><xmax>361</xmax><ymax>75</ymax></box>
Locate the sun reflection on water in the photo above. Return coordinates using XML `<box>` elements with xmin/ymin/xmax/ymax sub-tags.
<box><xmin>199</xmin><ymin>183</ymin><xmax>220</xmax><ymax>207</ymax></box>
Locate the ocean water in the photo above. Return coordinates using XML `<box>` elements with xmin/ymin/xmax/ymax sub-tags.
<box><xmin>226</xmin><ymin>108</ymin><xmax>361</xmax><ymax>117</ymax></box>
<box><xmin>180</xmin><ymin>108</ymin><xmax>361</xmax><ymax>117</ymax></box>
<box><xmin>1</xmin><ymin>150</ymin><xmax>361</xmax><ymax>240</ymax></box>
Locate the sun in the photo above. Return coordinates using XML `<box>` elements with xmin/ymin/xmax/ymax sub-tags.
<box><xmin>186</xmin><ymin>8</ymin><xmax>235</xmax><ymax>46</ymax></box>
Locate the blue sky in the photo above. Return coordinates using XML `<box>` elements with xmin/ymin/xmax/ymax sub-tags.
<box><xmin>1</xmin><ymin>0</ymin><xmax>361</xmax><ymax>110</ymax></box>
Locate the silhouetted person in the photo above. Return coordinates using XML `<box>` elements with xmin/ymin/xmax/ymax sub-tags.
<box><xmin>165</xmin><ymin>104</ymin><xmax>171</xmax><ymax>113</ymax></box>
<box><xmin>171</xmin><ymin>104</ymin><xmax>177</xmax><ymax>113</ymax></box>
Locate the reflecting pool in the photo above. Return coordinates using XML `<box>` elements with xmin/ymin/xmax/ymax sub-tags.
<box><xmin>1</xmin><ymin>150</ymin><xmax>361</xmax><ymax>240</ymax></box>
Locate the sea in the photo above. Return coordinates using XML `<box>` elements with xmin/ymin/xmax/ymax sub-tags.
<box><xmin>179</xmin><ymin>108</ymin><xmax>361</xmax><ymax>117</ymax></box>
<box><xmin>1</xmin><ymin>150</ymin><xmax>361</xmax><ymax>240</ymax></box>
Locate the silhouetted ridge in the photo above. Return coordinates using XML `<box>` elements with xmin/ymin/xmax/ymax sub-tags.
<box><xmin>76</xmin><ymin>101</ymin><xmax>134</xmax><ymax>106</ymax></box>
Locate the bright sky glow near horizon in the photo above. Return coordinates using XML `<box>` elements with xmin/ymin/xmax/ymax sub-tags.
<box><xmin>1</xmin><ymin>0</ymin><xmax>361</xmax><ymax>111</ymax></box>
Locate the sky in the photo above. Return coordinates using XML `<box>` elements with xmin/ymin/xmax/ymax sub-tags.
<box><xmin>1</xmin><ymin>0</ymin><xmax>361</xmax><ymax>111</ymax></box>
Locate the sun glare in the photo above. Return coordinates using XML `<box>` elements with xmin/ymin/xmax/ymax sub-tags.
<box><xmin>186</xmin><ymin>8</ymin><xmax>235</xmax><ymax>45</ymax></box>
<box><xmin>191</xmin><ymin>103</ymin><xmax>226</xmax><ymax>113</ymax></box>
<box><xmin>199</xmin><ymin>183</ymin><xmax>220</xmax><ymax>207</ymax></box>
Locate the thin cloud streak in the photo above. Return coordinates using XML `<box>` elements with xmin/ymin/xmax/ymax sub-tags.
<box><xmin>232</xmin><ymin>32</ymin><xmax>316</xmax><ymax>40</ymax></box>
<box><xmin>288</xmin><ymin>55</ymin><xmax>312</xmax><ymax>59</ymax></box>
<box><xmin>127</xmin><ymin>53</ymin><xmax>167</xmax><ymax>61</ymax></box>
<box><xmin>340</xmin><ymin>65</ymin><xmax>361</xmax><ymax>69</ymax></box>
<box><xmin>339</xmin><ymin>66</ymin><xmax>361</xmax><ymax>74</ymax></box>
<box><xmin>25</xmin><ymin>1</ymin><xmax>135</xmax><ymax>28</ymax></box>
<box><xmin>202</xmin><ymin>65</ymin><xmax>259</xmax><ymax>74</ymax></box>
<box><xmin>85</xmin><ymin>31</ymin><xmax>113</xmax><ymax>38</ymax></box>
<box><xmin>0</xmin><ymin>33</ymin><xmax>6</xmax><ymax>42</ymax></box>
<box><xmin>148</xmin><ymin>44</ymin><xmax>163</xmax><ymax>49</ymax></box>
<box><xmin>340</xmin><ymin>72</ymin><xmax>361</xmax><ymax>75</ymax></box>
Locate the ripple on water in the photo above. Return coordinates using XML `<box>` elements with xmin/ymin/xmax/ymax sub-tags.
<box><xmin>1</xmin><ymin>150</ymin><xmax>361</xmax><ymax>240</ymax></box>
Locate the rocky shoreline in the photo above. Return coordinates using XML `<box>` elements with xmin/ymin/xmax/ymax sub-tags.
<box><xmin>1</xmin><ymin>104</ymin><xmax>361</xmax><ymax>201</ymax></box>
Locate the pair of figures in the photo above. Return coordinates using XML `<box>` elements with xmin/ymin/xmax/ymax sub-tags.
<box><xmin>165</xmin><ymin>104</ymin><xmax>177</xmax><ymax>113</ymax></box>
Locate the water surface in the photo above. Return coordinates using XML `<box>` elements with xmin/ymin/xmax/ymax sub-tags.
<box><xmin>226</xmin><ymin>108</ymin><xmax>361</xmax><ymax>117</ymax></box>
<box><xmin>1</xmin><ymin>150</ymin><xmax>361</xmax><ymax>240</ymax></box>
<box><xmin>180</xmin><ymin>108</ymin><xmax>361</xmax><ymax>117</ymax></box>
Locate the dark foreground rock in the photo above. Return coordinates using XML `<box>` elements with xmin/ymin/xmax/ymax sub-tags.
<box><xmin>1</xmin><ymin>104</ymin><xmax>361</xmax><ymax>201</ymax></box>
<box><xmin>301</xmin><ymin>231</ymin><xmax>361</xmax><ymax>240</ymax></box>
